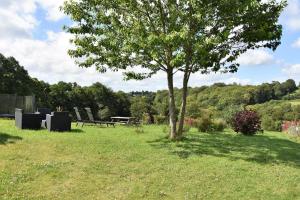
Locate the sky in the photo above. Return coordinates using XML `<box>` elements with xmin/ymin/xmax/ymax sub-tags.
<box><xmin>0</xmin><ymin>0</ymin><xmax>300</xmax><ymax>92</ymax></box>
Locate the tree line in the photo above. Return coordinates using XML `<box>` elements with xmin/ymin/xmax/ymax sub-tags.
<box><xmin>0</xmin><ymin>53</ymin><xmax>130</xmax><ymax>119</ymax></box>
<box><xmin>1</xmin><ymin>53</ymin><xmax>299</xmax><ymax>131</ymax></box>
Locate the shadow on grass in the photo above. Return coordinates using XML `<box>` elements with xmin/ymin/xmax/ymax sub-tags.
<box><xmin>70</xmin><ymin>129</ymin><xmax>85</xmax><ymax>133</ymax></box>
<box><xmin>0</xmin><ymin>133</ymin><xmax>22</xmax><ymax>145</ymax></box>
<box><xmin>148</xmin><ymin>133</ymin><xmax>300</xmax><ymax>167</ymax></box>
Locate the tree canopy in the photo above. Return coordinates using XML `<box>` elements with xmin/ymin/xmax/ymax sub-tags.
<box><xmin>63</xmin><ymin>0</ymin><xmax>286</xmax><ymax>139</ymax></box>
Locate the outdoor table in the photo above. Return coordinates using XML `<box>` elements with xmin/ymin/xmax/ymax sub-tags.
<box><xmin>111</xmin><ymin>117</ymin><xmax>136</xmax><ymax>125</ymax></box>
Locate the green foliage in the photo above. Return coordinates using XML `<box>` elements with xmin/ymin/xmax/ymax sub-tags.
<box><xmin>154</xmin><ymin>115</ymin><xmax>167</xmax><ymax>125</ymax></box>
<box><xmin>182</xmin><ymin>124</ymin><xmax>191</xmax><ymax>133</ymax></box>
<box><xmin>212</xmin><ymin>119</ymin><xmax>227</xmax><ymax>132</ymax></box>
<box><xmin>0</xmin><ymin>53</ymin><xmax>38</xmax><ymax>95</ymax></box>
<box><xmin>63</xmin><ymin>0</ymin><xmax>286</xmax><ymax>138</ymax></box>
<box><xmin>63</xmin><ymin>0</ymin><xmax>285</xmax><ymax>79</ymax></box>
<box><xmin>222</xmin><ymin>105</ymin><xmax>244</xmax><ymax>123</ymax></box>
<box><xmin>261</xmin><ymin>116</ymin><xmax>282</xmax><ymax>131</ymax></box>
<box><xmin>282</xmin><ymin>89</ymin><xmax>300</xmax><ymax>100</ymax></box>
<box><xmin>250</xmin><ymin>101</ymin><xmax>300</xmax><ymax>131</ymax></box>
<box><xmin>196</xmin><ymin>117</ymin><xmax>213</xmax><ymax>133</ymax></box>
<box><xmin>142</xmin><ymin>113</ymin><xmax>152</xmax><ymax>124</ymax></box>
<box><xmin>130</xmin><ymin>96</ymin><xmax>153</xmax><ymax>120</ymax></box>
<box><xmin>194</xmin><ymin>117</ymin><xmax>225</xmax><ymax>133</ymax></box>
<box><xmin>0</xmin><ymin>54</ymin><xmax>132</xmax><ymax>119</ymax></box>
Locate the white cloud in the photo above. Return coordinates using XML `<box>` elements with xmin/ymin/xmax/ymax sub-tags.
<box><xmin>282</xmin><ymin>64</ymin><xmax>300</xmax><ymax>78</ymax></box>
<box><xmin>292</xmin><ymin>38</ymin><xmax>300</xmax><ymax>48</ymax></box>
<box><xmin>287</xmin><ymin>19</ymin><xmax>300</xmax><ymax>30</ymax></box>
<box><xmin>0</xmin><ymin>0</ymin><xmax>65</xmax><ymax>40</ymax></box>
<box><xmin>0</xmin><ymin>29</ymin><xmax>252</xmax><ymax>91</ymax></box>
<box><xmin>237</xmin><ymin>49</ymin><xmax>274</xmax><ymax>66</ymax></box>
<box><xmin>0</xmin><ymin>0</ymin><xmax>37</xmax><ymax>39</ymax></box>
<box><xmin>282</xmin><ymin>0</ymin><xmax>300</xmax><ymax>31</ymax></box>
<box><xmin>36</xmin><ymin>0</ymin><xmax>65</xmax><ymax>21</ymax></box>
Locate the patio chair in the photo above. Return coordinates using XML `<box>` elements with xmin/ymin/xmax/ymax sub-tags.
<box><xmin>73</xmin><ymin>107</ymin><xmax>88</xmax><ymax>127</ymax></box>
<box><xmin>46</xmin><ymin>111</ymin><xmax>71</xmax><ymax>132</ymax></box>
<box><xmin>15</xmin><ymin>108</ymin><xmax>42</xmax><ymax>130</ymax></box>
<box><xmin>84</xmin><ymin>107</ymin><xmax>115</xmax><ymax>127</ymax></box>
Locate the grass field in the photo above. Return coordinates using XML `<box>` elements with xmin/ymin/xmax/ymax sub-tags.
<box><xmin>0</xmin><ymin>119</ymin><xmax>300</xmax><ymax>200</ymax></box>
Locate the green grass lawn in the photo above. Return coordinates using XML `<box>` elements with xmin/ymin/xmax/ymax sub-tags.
<box><xmin>0</xmin><ymin>119</ymin><xmax>299</xmax><ymax>200</ymax></box>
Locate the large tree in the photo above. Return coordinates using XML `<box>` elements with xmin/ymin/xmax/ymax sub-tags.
<box><xmin>63</xmin><ymin>0</ymin><xmax>286</xmax><ymax>139</ymax></box>
<box><xmin>0</xmin><ymin>53</ymin><xmax>34</xmax><ymax>95</ymax></box>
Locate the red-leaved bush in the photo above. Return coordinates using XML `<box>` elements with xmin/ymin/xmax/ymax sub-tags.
<box><xmin>282</xmin><ymin>121</ymin><xmax>300</xmax><ymax>136</ymax></box>
<box><xmin>184</xmin><ymin>118</ymin><xmax>198</xmax><ymax>127</ymax></box>
<box><xmin>282</xmin><ymin>121</ymin><xmax>300</xmax><ymax>132</ymax></box>
<box><xmin>231</xmin><ymin>110</ymin><xmax>261</xmax><ymax>135</ymax></box>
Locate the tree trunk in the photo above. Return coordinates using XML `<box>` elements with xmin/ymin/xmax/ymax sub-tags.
<box><xmin>167</xmin><ymin>71</ymin><xmax>177</xmax><ymax>139</ymax></box>
<box><xmin>178</xmin><ymin>71</ymin><xmax>189</xmax><ymax>137</ymax></box>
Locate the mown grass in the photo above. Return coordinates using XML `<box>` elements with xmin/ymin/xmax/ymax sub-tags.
<box><xmin>0</xmin><ymin>119</ymin><xmax>299</xmax><ymax>200</ymax></box>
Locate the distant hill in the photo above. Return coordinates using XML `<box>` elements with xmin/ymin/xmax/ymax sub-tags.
<box><xmin>152</xmin><ymin>81</ymin><xmax>299</xmax><ymax>131</ymax></box>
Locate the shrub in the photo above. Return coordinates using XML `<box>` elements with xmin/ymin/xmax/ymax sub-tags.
<box><xmin>142</xmin><ymin>113</ymin><xmax>152</xmax><ymax>124</ymax></box>
<box><xmin>195</xmin><ymin>117</ymin><xmax>227</xmax><ymax>133</ymax></box>
<box><xmin>222</xmin><ymin>105</ymin><xmax>244</xmax><ymax>123</ymax></box>
<box><xmin>196</xmin><ymin>117</ymin><xmax>213</xmax><ymax>132</ymax></box>
<box><xmin>184</xmin><ymin>117</ymin><xmax>197</xmax><ymax>127</ymax></box>
<box><xmin>282</xmin><ymin>120</ymin><xmax>300</xmax><ymax>137</ymax></box>
<box><xmin>212</xmin><ymin>119</ymin><xmax>226</xmax><ymax>132</ymax></box>
<box><xmin>231</xmin><ymin>110</ymin><xmax>261</xmax><ymax>135</ymax></box>
<box><xmin>182</xmin><ymin>124</ymin><xmax>191</xmax><ymax>133</ymax></box>
<box><xmin>261</xmin><ymin>116</ymin><xmax>281</xmax><ymax>131</ymax></box>
<box><xmin>154</xmin><ymin>115</ymin><xmax>167</xmax><ymax>124</ymax></box>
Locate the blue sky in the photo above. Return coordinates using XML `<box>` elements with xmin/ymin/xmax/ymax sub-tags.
<box><xmin>0</xmin><ymin>0</ymin><xmax>300</xmax><ymax>91</ymax></box>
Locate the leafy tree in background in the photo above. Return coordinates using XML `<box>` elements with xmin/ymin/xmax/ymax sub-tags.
<box><xmin>0</xmin><ymin>53</ymin><xmax>34</xmax><ymax>95</ymax></box>
<box><xmin>63</xmin><ymin>0</ymin><xmax>286</xmax><ymax>139</ymax></box>
<box><xmin>130</xmin><ymin>96</ymin><xmax>149</xmax><ymax>120</ymax></box>
<box><xmin>31</xmin><ymin>79</ymin><xmax>51</xmax><ymax>108</ymax></box>
<box><xmin>115</xmin><ymin>91</ymin><xmax>131</xmax><ymax>117</ymax></box>
<box><xmin>282</xmin><ymin>79</ymin><xmax>297</xmax><ymax>93</ymax></box>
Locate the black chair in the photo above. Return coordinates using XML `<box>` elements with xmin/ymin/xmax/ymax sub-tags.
<box><xmin>84</xmin><ymin>107</ymin><xmax>115</xmax><ymax>127</ymax></box>
<box><xmin>46</xmin><ymin>112</ymin><xmax>71</xmax><ymax>132</ymax></box>
<box><xmin>36</xmin><ymin>108</ymin><xmax>51</xmax><ymax>120</ymax></box>
<box><xmin>15</xmin><ymin>108</ymin><xmax>42</xmax><ymax>130</ymax></box>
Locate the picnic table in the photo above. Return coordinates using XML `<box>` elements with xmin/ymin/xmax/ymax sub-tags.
<box><xmin>111</xmin><ymin>116</ymin><xmax>136</xmax><ymax>125</ymax></box>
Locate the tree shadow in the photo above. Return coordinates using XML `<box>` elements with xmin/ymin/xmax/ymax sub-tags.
<box><xmin>0</xmin><ymin>133</ymin><xmax>22</xmax><ymax>145</ymax></box>
<box><xmin>147</xmin><ymin>132</ymin><xmax>300</xmax><ymax>168</ymax></box>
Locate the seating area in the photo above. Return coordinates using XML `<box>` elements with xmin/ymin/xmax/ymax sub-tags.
<box><xmin>15</xmin><ymin>108</ymin><xmax>42</xmax><ymax>130</ymax></box>
<box><xmin>13</xmin><ymin>107</ymin><xmax>130</xmax><ymax>132</ymax></box>
<box><xmin>15</xmin><ymin>108</ymin><xmax>71</xmax><ymax>132</ymax></box>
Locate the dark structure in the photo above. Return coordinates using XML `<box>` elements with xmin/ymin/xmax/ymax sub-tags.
<box><xmin>0</xmin><ymin>94</ymin><xmax>36</xmax><ymax>118</ymax></box>
<box><xmin>36</xmin><ymin>108</ymin><xmax>51</xmax><ymax>120</ymax></box>
<box><xmin>46</xmin><ymin>112</ymin><xmax>71</xmax><ymax>132</ymax></box>
<box><xmin>15</xmin><ymin>108</ymin><xmax>42</xmax><ymax>129</ymax></box>
<box><xmin>85</xmin><ymin>107</ymin><xmax>115</xmax><ymax>127</ymax></box>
